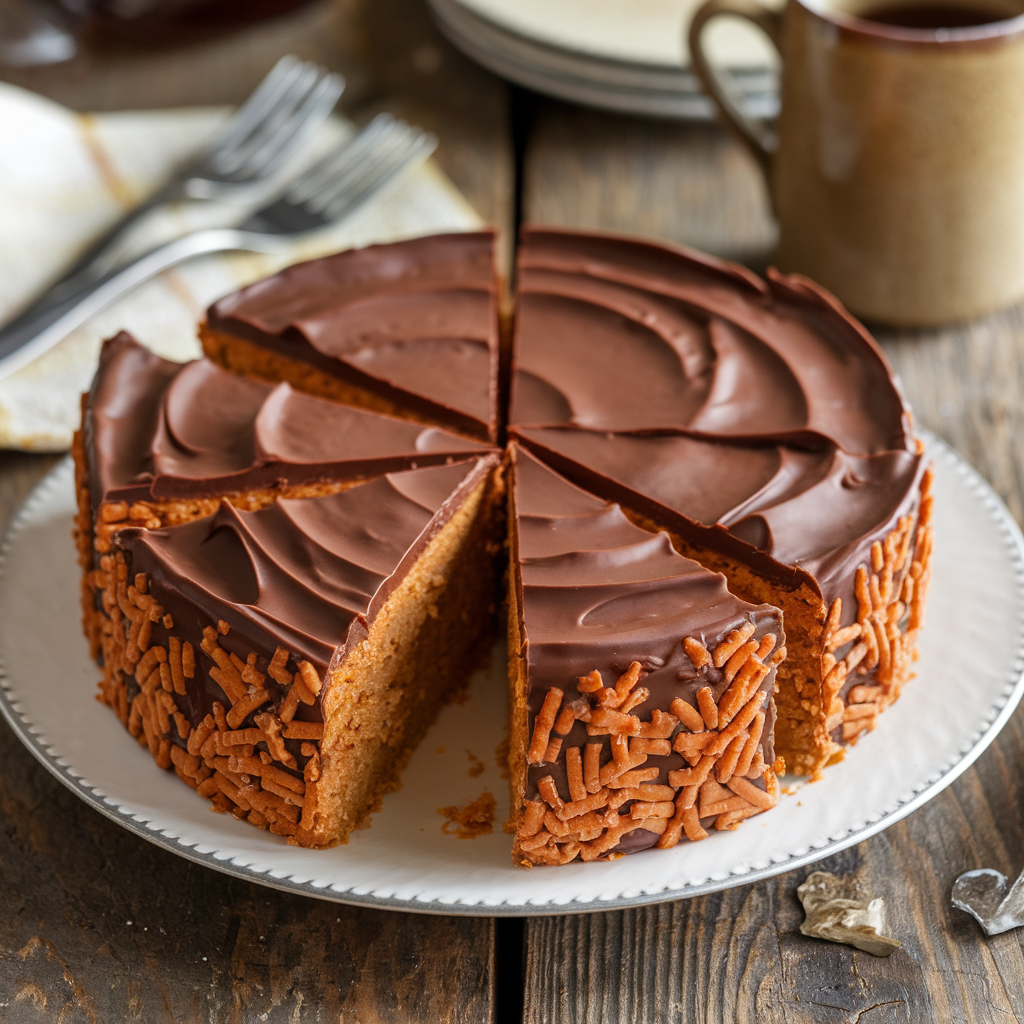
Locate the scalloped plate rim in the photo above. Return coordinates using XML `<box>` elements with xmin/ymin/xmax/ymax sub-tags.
<box><xmin>0</xmin><ymin>430</ymin><xmax>1020</xmax><ymax>916</ymax></box>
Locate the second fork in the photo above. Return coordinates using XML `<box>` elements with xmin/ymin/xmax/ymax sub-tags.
<box><xmin>0</xmin><ymin>114</ymin><xmax>438</xmax><ymax>385</ymax></box>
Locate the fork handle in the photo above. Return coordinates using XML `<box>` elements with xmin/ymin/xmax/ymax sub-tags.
<box><xmin>0</xmin><ymin>228</ymin><xmax>282</xmax><ymax>385</ymax></box>
<box><xmin>2</xmin><ymin>181</ymin><xmax>188</xmax><ymax>335</ymax></box>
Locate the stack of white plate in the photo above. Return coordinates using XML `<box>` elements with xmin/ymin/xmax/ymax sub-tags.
<box><xmin>426</xmin><ymin>0</ymin><xmax>780</xmax><ymax>120</ymax></box>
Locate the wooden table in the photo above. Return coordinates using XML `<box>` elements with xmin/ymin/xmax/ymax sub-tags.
<box><xmin>3</xmin><ymin>1</ymin><xmax>1024</xmax><ymax>1019</ymax></box>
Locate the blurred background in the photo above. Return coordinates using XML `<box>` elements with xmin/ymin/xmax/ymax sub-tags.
<box><xmin>0</xmin><ymin>0</ymin><xmax>779</xmax><ymax>276</ymax></box>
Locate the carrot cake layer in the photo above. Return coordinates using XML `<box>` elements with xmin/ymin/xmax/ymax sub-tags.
<box><xmin>87</xmin><ymin>455</ymin><xmax>504</xmax><ymax>847</ymax></box>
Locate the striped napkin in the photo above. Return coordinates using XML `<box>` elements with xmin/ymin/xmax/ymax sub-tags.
<box><xmin>0</xmin><ymin>82</ymin><xmax>482</xmax><ymax>451</ymax></box>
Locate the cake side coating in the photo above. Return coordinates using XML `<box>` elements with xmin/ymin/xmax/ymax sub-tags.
<box><xmin>508</xmin><ymin>445</ymin><xmax>785</xmax><ymax>866</ymax></box>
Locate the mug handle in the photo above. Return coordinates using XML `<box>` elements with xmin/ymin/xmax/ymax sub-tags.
<box><xmin>688</xmin><ymin>0</ymin><xmax>784</xmax><ymax>184</ymax></box>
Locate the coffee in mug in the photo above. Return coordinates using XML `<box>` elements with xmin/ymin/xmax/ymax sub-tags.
<box><xmin>859</xmin><ymin>3</ymin><xmax>1009</xmax><ymax>27</ymax></box>
<box><xmin>690</xmin><ymin>0</ymin><xmax>1024</xmax><ymax>325</ymax></box>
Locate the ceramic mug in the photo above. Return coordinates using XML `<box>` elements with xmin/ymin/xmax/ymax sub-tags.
<box><xmin>689</xmin><ymin>0</ymin><xmax>1024</xmax><ymax>325</ymax></box>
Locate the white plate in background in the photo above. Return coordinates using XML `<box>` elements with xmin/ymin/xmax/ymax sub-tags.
<box><xmin>426</xmin><ymin>0</ymin><xmax>781</xmax><ymax>120</ymax></box>
<box><xmin>454</xmin><ymin>0</ymin><xmax>779</xmax><ymax>69</ymax></box>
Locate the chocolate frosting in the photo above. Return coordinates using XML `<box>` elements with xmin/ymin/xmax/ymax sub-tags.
<box><xmin>205</xmin><ymin>231</ymin><xmax>501</xmax><ymax>441</ymax></box>
<box><xmin>513</xmin><ymin>445</ymin><xmax>781</xmax><ymax>854</ymax></box>
<box><xmin>511</xmin><ymin>226</ymin><xmax>912</xmax><ymax>455</ymax></box>
<box><xmin>508</xmin><ymin>227</ymin><xmax>924</xmax><ymax>619</ymax></box>
<box><xmin>83</xmin><ymin>227</ymin><xmax>929</xmax><ymax>845</ymax></box>
<box><xmin>118</xmin><ymin>455</ymin><xmax>497</xmax><ymax>728</ymax></box>
<box><xmin>85</xmin><ymin>333</ymin><xmax>490</xmax><ymax>511</ymax></box>
<box><xmin>514</xmin><ymin>427</ymin><xmax>925</xmax><ymax>613</ymax></box>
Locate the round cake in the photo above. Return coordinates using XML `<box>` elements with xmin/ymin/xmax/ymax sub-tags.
<box><xmin>74</xmin><ymin>227</ymin><xmax>932</xmax><ymax>866</ymax></box>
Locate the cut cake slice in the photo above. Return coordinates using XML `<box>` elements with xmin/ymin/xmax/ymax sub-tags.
<box><xmin>200</xmin><ymin>231</ymin><xmax>503</xmax><ymax>443</ymax></box>
<box><xmin>507</xmin><ymin>444</ymin><xmax>785</xmax><ymax>866</ymax></box>
<box><xmin>73</xmin><ymin>333</ymin><xmax>492</xmax><ymax>658</ymax></box>
<box><xmin>89</xmin><ymin>455</ymin><xmax>504</xmax><ymax>847</ymax></box>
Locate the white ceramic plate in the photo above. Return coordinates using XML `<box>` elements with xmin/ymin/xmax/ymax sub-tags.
<box><xmin>0</xmin><ymin>433</ymin><xmax>1021</xmax><ymax>916</ymax></box>
<box><xmin>426</xmin><ymin>0</ymin><xmax>780</xmax><ymax>121</ymax></box>
<box><xmin>454</xmin><ymin>0</ymin><xmax>778</xmax><ymax>69</ymax></box>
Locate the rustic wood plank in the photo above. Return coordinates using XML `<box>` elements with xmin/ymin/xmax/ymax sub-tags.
<box><xmin>521</xmin><ymin>94</ymin><xmax>1024</xmax><ymax>1024</ymax></box>
<box><xmin>333</xmin><ymin>0</ymin><xmax>515</xmax><ymax>267</ymax></box>
<box><xmin>881</xmin><ymin>306</ymin><xmax>1024</xmax><ymax>525</ymax></box>
<box><xmin>0</xmin><ymin>0</ymin><xmax>511</xmax><ymax>1017</ymax></box>
<box><xmin>521</xmin><ymin>99</ymin><xmax>776</xmax><ymax>267</ymax></box>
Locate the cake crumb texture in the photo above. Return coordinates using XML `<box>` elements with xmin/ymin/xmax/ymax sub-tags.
<box><xmin>438</xmin><ymin>791</ymin><xmax>497</xmax><ymax>838</ymax></box>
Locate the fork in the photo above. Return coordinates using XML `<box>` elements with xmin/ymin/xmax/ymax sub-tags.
<box><xmin>0</xmin><ymin>114</ymin><xmax>438</xmax><ymax>385</ymax></box>
<box><xmin>3</xmin><ymin>55</ymin><xmax>344</xmax><ymax>329</ymax></box>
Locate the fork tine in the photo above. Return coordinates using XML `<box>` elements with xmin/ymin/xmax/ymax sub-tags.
<box><xmin>321</xmin><ymin>134</ymin><xmax>437</xmax><ymax>222</ymax></box>
<box><xmin>282</xmin><ymin>116</ymin><xmax>392</xmax><ymax>202</ymax></box>
<box><xmin>312</xmin><ymin>132</ymin><xmax>416</xmax><ymax>208</ymax></box>
<box><xmin>204</xmin><ymin>56</ymin><xmax>305</xmax><ymax>158</ymax></box>
<box><xmin>305</xmin><ymin>124</ymin><xmax>421</xmax><ymax>211</ymax></box>
<box><xmin>233</xmin><ymin>70</ymin><xmax>345</xmax><ymax>179</ymax></box>
<box><xmin>213</xmin><ymin>62</ymin><xmax>322</xmax><ymax>175</ymax></box>
<box><xmin>285</xmin><ymin>114</ymin><xmax>397</xmax><ymax>202</ymax></box>
<box><xmin>210</xmin><ymin>61</ymin><xmax>343</xmax><ymax>180</ymax></box>
<box><xmin>317</xmin><ymin>131</ymin><xmax>437</xmax><ymax>221</ymax></box>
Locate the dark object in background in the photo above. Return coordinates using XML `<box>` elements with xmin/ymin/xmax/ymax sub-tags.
<box><xmin>859</xmin><ymin>1</ymin><xmax>1012</xmax><ymax>27</ymax></box>
<box><xmin>0</xmin><ymin>0</ymin><xmax>76</xmax><ymax>66</ymax></box>
<box><xmin>56</xmin><ymin>0</ymin><xmax>317</xmax><ymax>45</ymax></box>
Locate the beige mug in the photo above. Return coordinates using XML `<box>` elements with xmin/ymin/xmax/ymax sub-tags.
<box><xmin>689</xmin><ymin>0</ymin><xmax>1024</xmax><ymax>325</ymax></box>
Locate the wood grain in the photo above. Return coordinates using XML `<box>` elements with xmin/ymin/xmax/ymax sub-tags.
<box><xmin>522</xmin><ymin>99</ymin><xmax>776</xmax><ymax>268</ymax></box>
<box><xmin>521</xmin><ymin>93</ymin><xmax>1024</xmax><ymax>1024</ymax></box>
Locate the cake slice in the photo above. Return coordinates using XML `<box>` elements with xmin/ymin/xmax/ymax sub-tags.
<box><xmin>87</xmin><ymin>455</ymin><xmax>504</xmax><ymax>847</ymax></box>
<box><xmin>507</xmin><ymin>445</ymin><xmax>785</xmax><ymax>866</ymax></box>
<box><xmin>200</xmin><ymin>231</ymin><xmax>503</xmax><ymax>443</ymax></box>
<box><xmin>73</xmin><ymin>333</ymin><xmax>492</xmax><ymax>657</ymax></box>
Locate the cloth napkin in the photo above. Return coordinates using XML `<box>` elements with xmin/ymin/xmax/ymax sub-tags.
<box><xmin>0</xmin><ymin>82</ymin><xmax>483</xmax><ymax>451</ymax></box>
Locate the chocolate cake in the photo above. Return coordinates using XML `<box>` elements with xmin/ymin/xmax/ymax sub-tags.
<box><xmin>74</xmin><ymin>225</ymin><xmax>932</xmax><ymax>863</ymax></box>
<box><xmin>507</xmin><ymin>445</ymin><xmax>784</xmax><ymax>866</ymax></box>
<box><xmin>199</xmin><ymin>231</ymin><xmax>502</xmax><ymax>443</ymax></box>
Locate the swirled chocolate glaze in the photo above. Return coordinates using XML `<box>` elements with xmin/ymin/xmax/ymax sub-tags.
<box><xmin>512</xmin><ymin>445</ymin><xmax>781</xmax><ymax>855</ymax></box>
<box><xmin>83</xmin><ymin>227</ymin><xmax>931</xmax><ymax>854</ymax></box>
<box><xmin>514</xmin><ymin>427</ymin><xmax>925</xmax><ymax>615</ymax></box>
<box><xmin>118</xmin><ymin>455</ymin><xmax>498</xmax><ymax>729</ymax></box>
<box><xmin>511</xmin><ymin>227</ymin><xmax>912</xmax><ymax>455</ymax></box>
<box><xmin>84</xmin><ymin>333</ymin><xmax>490</xmax><ymax>513</ymax></box>
<box><xmin>509</xmin><ymin>227</ymin><xmax>924</xmax><ymax>622</ymax></box>
<box><xmin>205</xmin><ymin>231</ymin><xmax>501</xmax><ymax>442</ymax></box>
